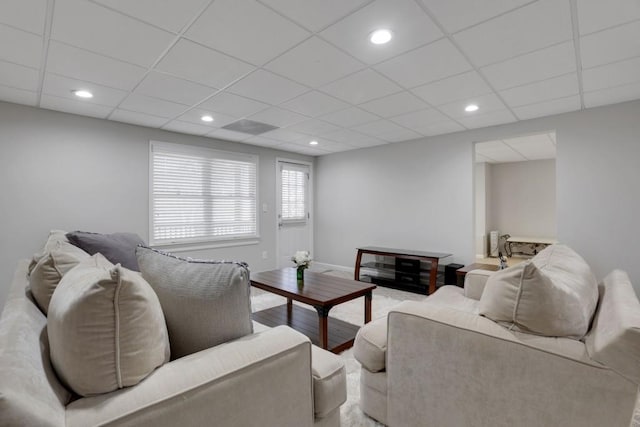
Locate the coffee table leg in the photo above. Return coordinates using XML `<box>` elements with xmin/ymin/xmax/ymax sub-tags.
<box><xmin>314</xmin><ymin>306</ymin><xmax>331</xmax><ymax>350</ymax></box>
<box><xmin>364</xmin><ymin>291</ymin><xmax>372</xmax><ymax>324</ymax></box>
<box><xmin>287</xmin><ymin>298</ymin><xmax>292</xmax><ymax>323</ymax></box>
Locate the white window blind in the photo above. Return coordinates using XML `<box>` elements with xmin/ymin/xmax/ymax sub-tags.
<box><xmin>150</xmin><ymin>141</ymin><xmax>258</xmax><ymax>245</ymax></box>
<box><xmin>281</xmin><ymin>163</ymin><xmax>308</xmax><ymax>222</ymax></box>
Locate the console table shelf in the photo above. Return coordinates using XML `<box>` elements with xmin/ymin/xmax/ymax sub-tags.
<box><xmin>355</xmin><ymin>246</ymin><xmax>452</xmax><ymax>295</ymax></box>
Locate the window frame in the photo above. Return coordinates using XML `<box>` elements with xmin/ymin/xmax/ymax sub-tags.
<box><xmin>149</xmin><ymin>140</ymin><xmax>260</xmax><ymax>249</ymax></box>
<box><xmin>280</xmin><ymin>162</ymin><xmax>309</xmax><ymax>225</ymax></box>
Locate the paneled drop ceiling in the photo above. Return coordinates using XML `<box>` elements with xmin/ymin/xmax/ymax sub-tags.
<box><xmin>0</xmin><ymin>0</ymin><xmax>639</xmax><ymax>156</ymax></box>
<box><xmin>476</xmin><ymin>132</ymin><xmax>556</xmax><ymax>163</ymax></box>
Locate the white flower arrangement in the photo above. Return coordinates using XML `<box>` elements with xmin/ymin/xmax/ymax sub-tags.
<box><xmin>291</xmin><ymin>250</ymin><xmax>312</xmax><ymax>268</ymax></box>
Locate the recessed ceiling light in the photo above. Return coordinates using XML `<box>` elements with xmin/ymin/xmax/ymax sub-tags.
<box><xmin>72</xmin><ymin>90</ymin><xmax>93</xmax><ymax>99</ymax></box>
<box><xmin>369</xmin><ymin>29</ymin><xmax>392</xmax><ymax>45</ymax></box>
<box><xmin>201</xmin><ymin>115</ymin><xmax>214</xmax><ymax>122</ymax></box>
<box><xmin>309</xmin><ymin>140</ymin><xmax>319</xmax><ymax>146</ymax></box>
<box><xmin>465</xmin><ymin>104</ymin><xmax>479</xmax><ymax>112</ymax></box>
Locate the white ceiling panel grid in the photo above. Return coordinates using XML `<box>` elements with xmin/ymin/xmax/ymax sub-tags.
<box><xmin>0</xmin><ymin>0</ymin><xmax>639</xmax><ymax>156</ymax></box>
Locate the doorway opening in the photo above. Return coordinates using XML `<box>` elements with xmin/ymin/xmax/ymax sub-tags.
<box><xmin>474</xmin><ymin>131</ymin><xmax>557</xmax><ymax>265</ymax></box>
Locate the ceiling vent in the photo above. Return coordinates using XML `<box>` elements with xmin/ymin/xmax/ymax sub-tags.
<box><xmin>222</xmin><ymin>119</ymin><xmax>278</xmax><ymax>135</ymax></box>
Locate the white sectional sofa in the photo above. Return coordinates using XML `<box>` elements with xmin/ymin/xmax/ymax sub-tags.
<box><xmin>0</xmin><ymin>241</ymin><xmax>346</xmax><ymax>426</ymax></box>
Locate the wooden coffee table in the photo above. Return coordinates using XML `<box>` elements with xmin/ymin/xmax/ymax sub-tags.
<box><xmin>251</xmin><ymin>268</ymin><xmax>376</xmax><ymax>353</ymax></box>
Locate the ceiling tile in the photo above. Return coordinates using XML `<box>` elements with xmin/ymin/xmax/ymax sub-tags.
<box><xmin>276</xmin><ymin>142</ymin><xmax>329</xmax><ymax>155</ymax></box>
<box><xmin>320</xmin><ymin>69</ymin><xmax>402</xmax><ymax>104</ymax></box>
<box><xmin>582</xmin><ymin>56</ymin><xmax>640</xmax><ymax>92</ymax></box>
<box><xmin>110</xmin><ymin>109</ymin><xmax>168</xmax><ymax>127</ymax></box>
<box><xmin>52</xmin><ymin>0</ymin><xmax>175</xmax><ymax>68</ymax></box>
<box><xmin>411</xmin><ymin>70</ymin><xmax>492</xmax><ymax>106</ymax></box>
<box><xmin>475</xmin><ymin>153</ymin><xmax>492</xmax><ymax>163</ymax></box>
<box><xmin>42</xmin><ymin>73</ymin><xmax>128</xmax><ymax>106</ymax></box>
<box><xmin>0</xmin><ymin>24</ymin><xmax>42</xmax><ymax>68</ymax></box>
<box><xmin>156</xmin><ymin>39</ymin><xmax>255</xmax><ymax>89</ymax></box>
<box><xmin>206</xmin><ymin>128</ymin><xmax>252</xmax><ymax>142</ymax></box>
<box><xmin>477</xmin><ymin>147</ymin><xmax>526</xmax><ymax>163</ymax></box>
<box><xmin>375</xmin><ymin>39</ymin><xmax>472</xmax><ymax>88</ymax></box>
<box><xmin>456</xmin><ymin>109</ymin><xmax>517</xmax><ymax>129</ymax></box>
<box><xmin>359</xmin><ymin>91</ymin><xmax>429</xmax><ymax>118</ymax></box>
<box><xmin>503</xmin><ymin>134</ymin><xmax>556</xmax><ymax>161</ymax></box>
<box><xmin>584</xmin><ymin>81</ymin><xmax>640</xmax><ymax>108</ymax></box>
<box><xmin>46</xmin><ymin>41</ymin><xmax>147</xmax><ymax>90</ymax></box>
<box><xmin>185</xmin><ymin>0</ymin><xmax>310</xmax><ymax>66</ymax></box>
<box><xmin>177</xmin><ymin>108</ymin><xmax>237</xmax><ymax>127</ymax></box>
<box><xmin>320</xmin><ymin>0</ymin><xmax>442</xmax><ymax>65</ymax></box>
<box><xmin>260</xmin><ymin>0</ymin><xmax>370</xmax><ymax>32</ymax></box>
<box><xmin>453</xmin><ymin>0</ymin><xmax>572</xmax><ymax>67</ymax></box>
<box><xmin>265</xmin><ymin>37</ymin><xmax>364</xmax><ymax>88</ymax></box>
<box><xmin>243</xmin><ymin>135</ymin><xmax>283</xmax><ymax>148</ymax></box>
<box><xmin>41</xmin><ymin>94</ymin><xmax>114</xmax><ymax>119</ymax></box>
<box><xmin>286</xmin><ymin>119</ymin><xmax>341</xmax><ymax>136</ymax></box>
<box><xmin>280</xmin><ymin>91</ymin><xmax>349</xmax><ymax>117</ymax></box>
<box><xmin>512</xmin><ymin>95</ymin><xmax>581</xmax><ymax>120</ymax></box>
<box><xmin>93</xmin><ymin>0</ymin><xmax>209</xmax><ymax>33</ymax></box>
<box><xmin>227</xmin><ymin>69</ymin><xmax>308</xmax><ymax>104</ymax></box>
<box><xmin>0</xmin><ymin>0</ymin><xmax>47</xmax><ymax>34</ymax></box>
<box><xmin>0</xmin><ymin>60</ymin><xmax>39</xmax><ymax>91</ymax></box>
<box><xmin>580</xmin><ymin>20</ymin><xmax>640</xmax><ymax>69</ymax></box>
<box><xmin>319</xmin><ymin>107</ymin><xmax>378</xmax><ymax>127</ymax></box>
<box><xmin>577</xmin><ymin>0</ymin><xmax>640</xmax><ymax>35</ymax></box>
<box><xmin>390</xmin><ymin>108</ymin><xmax>464</xmax><ymax>136</ymax></box>
<box><xmin>322</xmin><ymin>128</ymin><xmax>386</xmax><ymax>147</ymax></box>
<box><xmin>390</xmin><ymin>107</ymin><xmax>448</xmax><ymax>127</ymax></box>
<box><xmin>161</xmin><ymin>120</ymin><xmax>212</xmax><ymax>136</ymax></box>
<box><xmin>548</xmin><ymin>133</ymin><xmax>556</xmax><ymax>144</ymax></box>
<box><xmin>500</xmin><ymin>73</ymin><xmax>579</xmax><ymax>108</ymax></box>
<box><xmin>0</xmin><ymin>84</ymin><xmax>37</xmax><ymax>106</ymax></box>
<box><xmin>247</xmin><ymin>106</ymin><xmax>308</xmax><ymax>127</ymax></box>
<box><xmin>420</xmin><ymin>0</ymin><xmax>532</xmax><ymax>33</ymax></box>
<box><xmin>438</xmin><ymin>93</ymin><xmax>507</xmax><ymax>119</ymax></box>
<box><xmin>119</xmin><ymin>93</ymin><xmax>187</xmax><ymax>118</ymax></box>
<box><xmin>199</xmin><ymin>92</ymin><xmax>269</xmax><ymax>118</ymax></box>
<box><xmin>260</xmin><ymin>128</ymin><xmax>310</xmax><ymax>143</ymax></box>
<box><xmin>135</xmin><ymin>71</ymin><xmax>217</xmax><ymax>106</ymax></box>
<box><xmin>481</xmin><ymin>41</ymin><xmax>576</xmax><ymax>90</ymax></box>
<box><xmin>353</xmin><ymin>119</ymin><xmax>422</xmax><ymax>142</ymax></box>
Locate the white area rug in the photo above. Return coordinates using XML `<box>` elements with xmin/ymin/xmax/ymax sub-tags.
<box><xmin>251</xmin><ymin>270</ymin><xmax>427</xmax><ymax>427</ymax></box>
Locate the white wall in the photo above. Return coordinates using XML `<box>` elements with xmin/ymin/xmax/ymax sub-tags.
<box><xmin>0</xmin><ymin>102</ymin><xmax>312</xmax><ymax>310</ymax></box>
<box><xmin>315</xmin><ymin>138</ymin><xmax>473</xmax><ymax>269</ymax></box>
<box><xmin>486</xmin><ymin>159</ymin><xmax>556</xmax><ymax>238</ymax></box>
<box><xmin>315</xmin><ymin>100</ymin><xmax>640</xmax><ymax>295</ymax></box>
<box><xmin>475</xmin><ymin>162</ymin><xmax>487</xmax><ymax>257</ymax></box>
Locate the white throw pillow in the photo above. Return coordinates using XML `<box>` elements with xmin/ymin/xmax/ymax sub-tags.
<box><xmin>479</xmin><ymin>244</ymin><xmax>598</xmax><ymax>339</ymax></box>
<box><xmin>48</xmin><ymin>254</ymin><xmax>170</xmax><ymax>396</ymax></box>
<box><xmin>29</xmin><ymin>240</ymin><xmax>89</xmax><ymax>314</ymax></box>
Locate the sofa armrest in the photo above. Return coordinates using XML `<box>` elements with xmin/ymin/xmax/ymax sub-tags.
<box><xmin>463</xmin><ymin>269</ymin><xmax>494</xmax><ymax>300</ymax></box>
<box><xmin>66</xmin><ymin>326</ymin><xmax>314</xmax><ymax>427</ymax></box>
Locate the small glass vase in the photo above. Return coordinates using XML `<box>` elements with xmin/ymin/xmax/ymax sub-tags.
<box><xmin>296</xmin><ymin>266</ymin><xmax>306</xmax><ymax>285</ymax></box>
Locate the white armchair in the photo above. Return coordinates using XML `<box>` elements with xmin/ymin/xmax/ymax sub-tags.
<box><xmin>354</xmin><ymin>267</ymin><xmax>640</xmax><ymax>426</ymax></box>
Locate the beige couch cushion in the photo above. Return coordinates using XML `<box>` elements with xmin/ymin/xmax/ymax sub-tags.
<box><xmin>354</xmin><ymin>317</ymin><xmax>387</xmax><ymax>372</ymax></box>
<box><xmin>586</xmin><ymin>270</ymin><xmax>640</xmax><ymax>384</ymax></box>
<box><xmin>136</xmin><ymin>246</ymin><xmax>253</xmax><ymax>359</ymax></box>
<box><xmin>48</xmin><ymin>254</ymin><xmax>170</xmax><ymax>396</ymax></box>
<box><xmin>479</xmin><ymin>244</ymin><xmax>598</xmax><ymax>339</ymax></box>
<box><xmin>311</xmin><ymin>345</ymin><xmax>347</xmax><ymax>418</ymax></box>
<box><xmin>29</xmin><ymin>240</ymin><xmax>89</xmax><ymax>314</ymax></box>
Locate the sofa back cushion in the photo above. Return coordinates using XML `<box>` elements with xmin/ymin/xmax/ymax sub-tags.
<box><xmin>48</xmin><ymin>254</ymin><xmax>170</xmax><ymax>396</ymax></box>
<box><xmin>66</xmin><ymin>231</ymin><xmax>145</xmax><ymax>271</ymax></box>
<box><xmin>586</xmin><ymin>270</ymin><xmax>640</xmax><ymax>384</ymax></box>
<box><xmin>29</xmin><ymin>240</ymin><xmax>89</xmax><ymax>314</ymax></box>
<box><xmin>136</xmin><ymin>246</ymin><xmax>253</xmax><ymax>359</ymax></box>
<box><xmin>479</xmin><ymin>244</ymin><xmax>598</xmax><ymax>339</ymax></box>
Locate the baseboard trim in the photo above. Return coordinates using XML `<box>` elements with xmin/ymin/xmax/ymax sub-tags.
<box><xmin>312</xmin><ymin>262</ymin><xmax>354</xmax><ymax>274</ymax></box>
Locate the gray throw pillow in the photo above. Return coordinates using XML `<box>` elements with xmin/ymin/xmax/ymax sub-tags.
<box><xmin>66</xmin><ymin>231</ymin><xmax>145</xmax><ymax>271</ymax></box>
<box><xmin>136</xmin><ymin>246</ymin><xmax>253</xmax><ymax>359</ymax></box>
